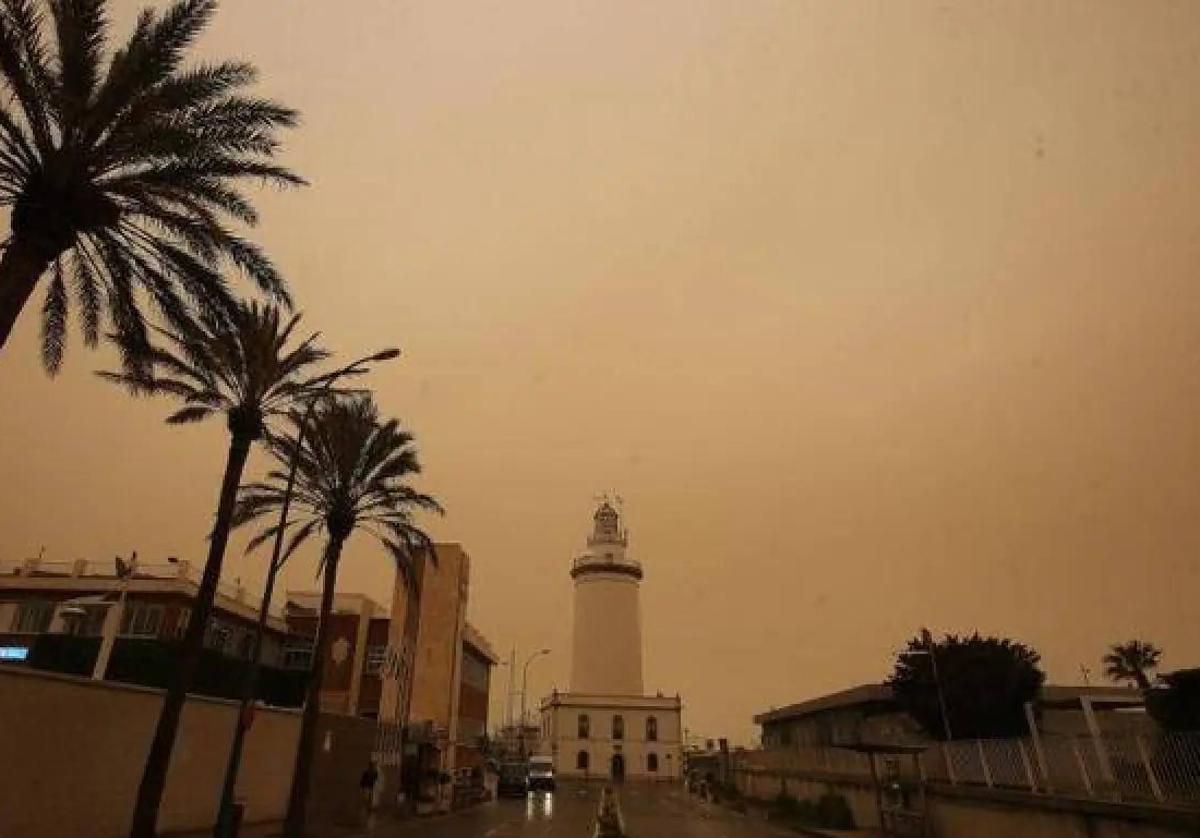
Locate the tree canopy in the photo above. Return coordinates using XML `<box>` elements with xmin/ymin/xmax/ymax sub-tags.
<box><xmin>1102</xmin><ymin>640</ymin><xmax>1162</xmax><ymax>690</ymax></box>
<box><xmin>889</xmin><ymin>630</ymin><xmax>1045</xmax><ymax>740</ymax></box>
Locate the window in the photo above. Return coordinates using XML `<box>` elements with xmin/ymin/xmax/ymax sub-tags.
<box><xmin>365</xmin><ymin>645</ymin><xmax>387</xmax><ymax>675</ymax></box>
<box><xmin>578</xmin><ymin>713</ymin><xmax>590</xmax><ymax>739</ymax></box>
<box><xmin>13</xmin><ymin>601</ymin><xmax>53</xmax><ymax>633</ymax></box>
<box><xmin>121</xmin><ymin>604</ymin><xmax>163</xmax><ymax>637</ymax></box>
<box><xmin>646</xmin><ymin>716</ymin><xmax>658</xmax><ymax>742</ymax></box>
<box><xmin>576</xmin><ymin>750</ymin><xmax>589</xmax><ymax>770</ymax></box>
<box><xmin>612</xmin><ymin>715</ymin><xmax>624</xmax><ymax>740</ymax></box>
<box><xmin>283</xmin><ymin>641</ymin><xmax>314</xmax><ymax>670</ymax></box>
<box><xmin>647</xmin><ymin>753</ymin><xmax>658</xmax><ymax>772</ymax></box>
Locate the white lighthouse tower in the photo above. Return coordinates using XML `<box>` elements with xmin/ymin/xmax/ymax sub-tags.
<box><xmin>539</xmin><ymin>499</ymin><xmax>682</xmax><ymax>781</ymax></box>
<box><xmin>570</xmin><ymin>500</ymin><xmax>644</xmax><ymax>694</ymax></box>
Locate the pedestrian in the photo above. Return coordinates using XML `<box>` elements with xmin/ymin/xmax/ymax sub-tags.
<box><xmin>360</xmin><ymin>759</ymin><xmax>380</xmax><ymax>820</ymax></box>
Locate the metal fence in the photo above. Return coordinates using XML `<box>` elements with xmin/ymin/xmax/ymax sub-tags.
<box><xmin>734</xmin><ymin>732</ymin><xmax>1200</xmax><ymax>808</ymax></box>
<box><xmin>924</xmin><ymin>732</ymin><xmax>1200</xmax><ymax>806</ymax></box>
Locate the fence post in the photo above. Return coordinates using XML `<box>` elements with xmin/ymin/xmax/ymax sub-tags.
<box><xmin>1024</xmin><ymin>701</ymin><xmax>1052</xmax><ymax>792</ymax></box>
<box><xmin>1071</xmin><ymin>737</ymin><xmax>1094</xmax><ymax>797</ymax></box>
<box><xmin>1081</xmin><ymin>698</ymin><xmax>1118</xmax><ymax>799</ymax></box>
<box><xmin>1017</xmin><ymin>740</ymin><xmax>1038</xmax><ymax>792</ymax></box>
<box><xmin>1135</xmin><ymin>735</ymin><xmax>1165</xmax><ymax>803</ymax></box>
<box><xmin>941</xmin><ymin>742</ymin><xmax>957</xmax><ymax>785</ymax></box>
<box><xmin>977</xmin><ymin>740</ymin><xmax>994</xmax><ymax>788</ymax></box>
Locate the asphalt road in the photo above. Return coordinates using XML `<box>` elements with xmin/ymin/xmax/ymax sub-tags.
<box><xmin>364</xmin><ymin>782</ymin><xmax>795</xmax><ymax>838</ymax></box>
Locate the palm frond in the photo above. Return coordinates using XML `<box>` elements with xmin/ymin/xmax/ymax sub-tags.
<box><xmin>40</xmin><ymin>257</ymin><xmax>66</xmax><ymax>373</ymax></box>
<box><xmin>0</xmin><ymin>0</ymin><xmax>303</xmax><ymax>371</ymax></box>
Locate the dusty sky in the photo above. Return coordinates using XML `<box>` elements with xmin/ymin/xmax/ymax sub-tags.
<box><xmin>3</xmin><ymin>0</ymin><xmax>1200</xmax><ymax>744</ymax></box>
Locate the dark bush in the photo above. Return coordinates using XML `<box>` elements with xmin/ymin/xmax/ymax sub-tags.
<box><xmin>815</xmin><ymin>792</ymin><xmax>855</xmax><ymax>829</ymax></box>
<box><xmin>1147</xmin><ymin>669</ymin><xmax>1200</xmax><ymax>731</ymax></box>
<box><xmin>774</xmin><ymin>791</ymin><xmax>798</xmax><ymax>815</ymax></box>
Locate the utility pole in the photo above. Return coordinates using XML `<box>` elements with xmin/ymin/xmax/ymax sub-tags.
<box><xmin>504</xmin><ymin>647</ymin><xmax>515</xmax><ymax>750</ymax></box>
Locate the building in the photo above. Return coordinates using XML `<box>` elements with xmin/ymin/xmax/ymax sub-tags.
<box><xmin>377</xmin><ymin>543</ymin><xmax>497</xmax><ymax>812</ymax></box>
<box><xmin>755</xmin><ymin>683</ymin><xmax>1150</xmax><ymax>750</ymax></box>
<box><xmin>0</xmin><ymin>554</ymin><xmax>291</xmax><ymax>667</ymax></box>
<box><xmin>284</xmin><ymin>591</ymin><xmax>390</xmax><ymax>717</ymax></box>
<box><xmin>539</xmin><ymin>502</ymin><xmax>683</xmax><ymax>781</ymax></box>
<box><xmin>756</xmin><ymin>684</ymin><xmax>923</xmax><ymax>749</ymax></box>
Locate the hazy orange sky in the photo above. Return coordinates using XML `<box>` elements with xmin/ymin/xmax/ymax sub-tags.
<box><xmin>3</xmin><ymin>0</ymin><xmax>1200</xmax><ymax>744</ymax></box>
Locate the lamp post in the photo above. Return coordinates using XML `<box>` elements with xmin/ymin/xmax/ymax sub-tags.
<box><xmin>214</xmin><ymin>348</ymin><xmax>400</xmax><ymax>838</ymax></box>
<box><xmin>519</xmin><ymin>648</ymin><xmax>550</xmax><ymax>759</ymax></box>
<box><xmin>910</xmin><ymin>634</ymin><xmax>953</xmax><ymax>742</ymax></box>
<box><xmin>93</xmin><ymin>552</ymin><xmax>137</xmax><ymax>680</ymax></box>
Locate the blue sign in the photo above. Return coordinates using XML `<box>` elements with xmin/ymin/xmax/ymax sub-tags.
<box><xmin>0</xmin><ymin>646</ymin><xmax>30</xmax><ymax>661</ymax></box>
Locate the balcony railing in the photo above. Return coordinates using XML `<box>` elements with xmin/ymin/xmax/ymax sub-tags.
<box><xmin>570</xmin><ymin>555</ymin><xmax>643</xmax><ymax>580</ymax></box>
<box><xmin>0</xmin><ymin>557</ymin><xmax>285</xmax><ymax>624</ymax></box>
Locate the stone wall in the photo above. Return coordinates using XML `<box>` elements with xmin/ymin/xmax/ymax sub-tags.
<box><xmin>0</xmin><ymin>665</ymin><xmax>374</xmax><ymax>837</ymax></box>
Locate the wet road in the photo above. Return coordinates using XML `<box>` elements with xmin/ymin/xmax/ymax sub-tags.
<box><xmin>368</xmin><ymin>782</ymin><xmax>794</xmax><ymax>837</ymax></box>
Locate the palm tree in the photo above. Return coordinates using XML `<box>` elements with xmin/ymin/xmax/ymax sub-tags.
<box><xmin>0</xmin><ymin>0</ymin><xmax>303</xmax><ymax>370</ymax></box>
<box><xmin>1103</xmin><ymin>640</ymin><xmax>1163</xmax><ymax>690</ymax></box>
<box><xmin>234</xmin><ymin>397</ymin><xmax>442</xmax><ymax>837</ymax></box>
<box><xmin>99</xmin><ymin>300</ymin><xmax>328</xmax><ymax>838</ymax></box>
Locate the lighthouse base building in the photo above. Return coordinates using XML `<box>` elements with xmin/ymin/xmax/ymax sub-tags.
<box><xmin>540</xmin><ymin>691</ymin><xmax>682</xmax><ymax>781</ymax></box>
<box><xmin>538</xmin><ymin>501</ymin><xmax>682</xmax><ymax>781</ymax></box>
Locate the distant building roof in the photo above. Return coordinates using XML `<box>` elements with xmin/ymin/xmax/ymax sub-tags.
<box><xmin>754</xmin><ymin>684</ymin><xmax>895</xmax><ymax>725</ymax></box>
<box><xmin>754</xmin><ymin>683</ymin><xmax>1146</xmax><ymax>726</ymax></box>
<box><xmin>285</xmin><ymin>590</ymin><xmax>388</xmax><ymax>616</ymax></box>
<box><xmin>462</xmin><ymin>622</ymin><xmax>499</xmax><ymax>665</ymax></box>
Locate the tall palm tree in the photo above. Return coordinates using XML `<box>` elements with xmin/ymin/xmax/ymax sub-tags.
<box><xmin>1103</xmin><ymin>640</ymin><xmax>1163</xmax><ymax>690</ymax></box>
<box><xmin>99</xmin><ymin>300</ymin><xmax>328</xmax><ymax>838</ymax></box>
<box><xmin>234</xmin><ymin>397</ymin><xmax>442</xmax><ymax>837</ymax></box>
<box><xmin>0</xmin><ymin>0</ymin><xmax>303</xmax><ymax>370</ymax></box>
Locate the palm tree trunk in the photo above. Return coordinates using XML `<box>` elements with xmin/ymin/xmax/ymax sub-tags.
<box><xmin>1136</xmin><ymin>671</ymin><xmax>1151</xmax><ymax>691</ymax></box>
<box><xmin>0</xmin><ymin>235</ymin><xmax>54</xmax><ymax>351</ymax></box>
<box><xmin>283</xmin><ymin>536</ymin><xmax>346</xmax><ymax>838</ymax></box>
<box><xmin>130</xmin><ymin>433</ymin><xmax>255</xmax><ymax>838</ymax></box>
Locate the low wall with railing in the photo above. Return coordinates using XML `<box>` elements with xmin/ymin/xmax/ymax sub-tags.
<box><xmin>731</xmin><ymin>734</ymin><xmax>1200</xmax><ymax>837</ymax></box>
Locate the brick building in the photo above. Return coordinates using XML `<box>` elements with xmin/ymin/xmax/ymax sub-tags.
<box><xmin>284</xmin><ymin>591</ymin><xmax>390</xmax><ymax>717</ymax></box>
<box><xmin>377</xmin><ymin>543</ymin><xmax>498</xmax><ymax>812</ymax></box>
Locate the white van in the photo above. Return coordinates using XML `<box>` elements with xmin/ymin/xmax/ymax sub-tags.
<box><xmin>527</xmin><ymin>755</ymin><xmax>556</xmax><ymax>792</ymax></box>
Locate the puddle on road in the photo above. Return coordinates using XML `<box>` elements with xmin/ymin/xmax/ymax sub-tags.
<box><xmin>524</xmin><ymin>790</ymin><xmax>555</xmax><ymax>820</ymax></box>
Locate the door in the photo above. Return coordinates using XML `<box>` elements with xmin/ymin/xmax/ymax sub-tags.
<box><xmin>610</xmin><ymin>753</ymin><xmax>625</xmax><ymax>782</ymax></box>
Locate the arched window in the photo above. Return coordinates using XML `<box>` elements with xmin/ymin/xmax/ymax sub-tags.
<box><xmin>646</xmin><ymin>716</ymin><xmax>658</xmax><ymax>741</ymax></box>
<box><xmin>647</xmin><ymin>753</ymin><xmax>659</xmax><ymax>772</ymax></box>
<box><xmin>612</xmin><ymin>714</ymin><xmax>624</xmax><ymax>740</ymax></box>
<box><xmin>578</xmin><ymin>713</ymin><xmax>590</xmax><ymax>739</ymax></box>
<box><xmin>577</xmin><ymin>750</ymin><xmax>590</xmax><ymax>770</ymax></box>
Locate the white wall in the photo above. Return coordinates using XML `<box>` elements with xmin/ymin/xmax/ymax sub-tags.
<box><xmin>544</xmin><ymin>703</ymin><xmax>681</xmax><ymax>780</ymax></box>
<box><xmin>570</xmin><ymin>572</ymin><xmax>643</xmax><ymax>694</ymax></box>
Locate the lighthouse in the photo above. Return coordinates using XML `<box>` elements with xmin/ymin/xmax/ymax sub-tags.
<box><xmin>538</xmin><ymin>499</ymin><xmax>683</xmax><ymax>782</ymax></box>
<box><xmin>570</xmin><ymin>501</ymin><xmax>644</xmax><ymax>695</ymax></box>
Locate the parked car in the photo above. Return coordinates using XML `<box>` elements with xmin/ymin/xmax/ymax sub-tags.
<box><xmin>527</xmin><ymin>755</ymin><xmax>556</xmax><ymax>792</ymax></box>
<box><xmin>498</xmin><ymin>761</ymin><xmax>529</xmax><ymax>797</ymax></box>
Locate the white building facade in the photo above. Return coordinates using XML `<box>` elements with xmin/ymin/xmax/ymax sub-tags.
<box><xmin>540</xmin><ymin>502</ymin><xmax>682</xmax><ymax>781</ymax></box>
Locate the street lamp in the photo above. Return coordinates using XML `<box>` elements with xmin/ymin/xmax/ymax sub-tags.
<box><xmin>909</xmin><ymin>633</ymin><xmax>953</xmax><ymax>742</ymax></box>
<box><xmin>519</xmin><ymin>648</ymin><xmax>550</xmax><ymax>758</ymax></box>
<box><xmin>214</xmin><ymin>348</ymin><xmax>400</xmax><ymax>837</ymax></box>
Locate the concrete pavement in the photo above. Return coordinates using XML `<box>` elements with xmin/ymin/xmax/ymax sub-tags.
<box><xmin>351</xmin><ymin>782</ymin><xmax>797</xmax><ymax>837</ymax></box>
<box><xmin>199</xmin><ymin>783</ymin><xmax>812</xmax><ymax>837</ymax></box>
